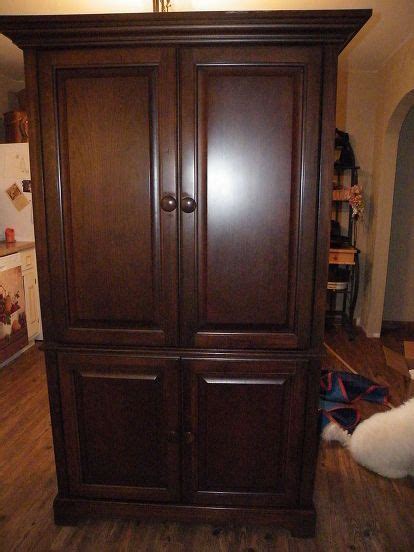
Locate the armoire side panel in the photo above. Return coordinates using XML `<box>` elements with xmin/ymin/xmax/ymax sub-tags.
<box><xmin>37</xmin><ymin>47</ymin><xmax>178</xmax><ymax>347</ymax></box>
<box><xmin>180</xmin><ymin>46</ymin><xmax>322</xmax><ymax>350</ymax></box>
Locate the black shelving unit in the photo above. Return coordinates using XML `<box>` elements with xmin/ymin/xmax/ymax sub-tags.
<box><xmin>326</xmin><ymin>129</ymin><xmax>360</xmax><ymax>338</ymax></box>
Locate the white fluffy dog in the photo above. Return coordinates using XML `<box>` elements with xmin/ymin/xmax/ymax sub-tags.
<box><xmin>323</xmin><ymin>397</ymin><xmax>414</xmax><ymax>478</ymax></box>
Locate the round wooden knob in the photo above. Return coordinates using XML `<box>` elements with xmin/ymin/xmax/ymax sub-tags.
<box><xmin>184</xmin><ymin>431</ymin><xmax>194</xmax><ymax>444</ymax></box>
<box><xmin>160</xmin><ymin>194</ymin><xmax>177</xmax><ymax>212</ymax></box>
<box><xmin>166</xmin><ymin>430</ymin><xmax>178</xmax><ymax>443</ymax></box>
<box><xmin>181</xmin><ymin>196</ymin><xmax>197</xmax><ymax>213</ymax></box>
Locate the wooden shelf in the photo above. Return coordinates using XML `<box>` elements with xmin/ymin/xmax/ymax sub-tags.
<box><xmin>329</xmin><ymin>247</ymin><xmax>357</xmax><ymax>265</ymax></box>
<box><xmin>332</xmin><ymin>189</ymin><xmax>350</xmax><ymax>201</ymax></box>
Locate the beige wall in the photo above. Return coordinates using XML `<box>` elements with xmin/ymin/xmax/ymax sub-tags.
<box><xmin>0</xmin><ymin>72</ymin><xmax>24</xmax><ymax>142</ymax></box>
<box><xmin>361</xmin><ymin>36</ymin><xmax>414</xmax><ymax>336</ymax></box>
<box><xmin>336</xmin><ymin>64</ymin><xmax>379</xmax><ymax>323</ymax></box>
<box><xmin>336</xmin><ymin>37</ymin><xmax>414</xmax><ymax>334</ymax></box>
<box><xmin>383</xmin><ymin>106</ymin><xmax>414</xmax><ymax>321</ymax></box>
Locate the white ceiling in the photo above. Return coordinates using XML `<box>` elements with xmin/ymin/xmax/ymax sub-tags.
<box><xmin>0</xmin><ymin>0</ymin><xmax>413</xmax><ymax>80</ymax></box>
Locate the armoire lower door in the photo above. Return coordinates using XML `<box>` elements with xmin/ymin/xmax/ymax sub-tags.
<box><xmin>182</xmin><ymin>358</ymin><xmax>307</xmax><ymax>508</ymax></box>
<box><xmin>58</xmin><ymin>353</ymin><xmax>181</xmax><ymax>502</ymax></box>
<box><xmin>180</xmin><ymin>46</ymin><xmax>322</xmax><ymax>350</ymax></box>
<box><xmin>37</xmin><ymin>47</ymin><xmax>178</xmax><ymax>347</ymax></box>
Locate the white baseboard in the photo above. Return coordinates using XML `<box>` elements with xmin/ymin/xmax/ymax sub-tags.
<box><xmin>355</xmin><ymin>324</ymin><xmax>381</xmax><ymax>339</ymax></box>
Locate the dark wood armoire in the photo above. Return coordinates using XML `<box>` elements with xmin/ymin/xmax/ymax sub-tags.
<box><xmin>0</xmin><ymin>10</ymin><xmax>370</xmax><ymax>537</ymax></box>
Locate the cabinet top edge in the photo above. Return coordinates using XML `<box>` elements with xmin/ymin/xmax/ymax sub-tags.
<box><xmin>0</xmin><ymin>241</ymin><xmax>35</xmax><ymax>258</ymax></box>
<box><xmin>0</xmin><ymin>9</ymin><xmax>372</xmax><ymax>51</ymax></box>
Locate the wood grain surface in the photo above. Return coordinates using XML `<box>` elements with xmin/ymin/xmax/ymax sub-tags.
<box><xmin>324</xmin><ymin>326</ymin><xmax>411</xmax><ymax>407</ymax></box>
<box><xmin>0</xmin><ymin>10</ymin><xmax>372</xmax><ymax>50</ymax></box>
<box><xmin>37</xmin><ymin>47</ymin><xmax>178</xmax><ymax>348</ymax></box>
<box><xmin>1</xmin><ymin>342</ymin><xmax>413</xmax><ymax>551</ymax></box>
<box><xmin>179</xmin><ymin>46</ymin><xmax>321</xmax><ymax>350</ymax></box>
<box><xmin>2</xmin><ymin>10</ymin><xmax>374</xmax><ymax>536</ymax></box>
<box><xmin>0</xmin><ymin>242</ymin><xmax>35</xmax><ymax>259</ymax></box>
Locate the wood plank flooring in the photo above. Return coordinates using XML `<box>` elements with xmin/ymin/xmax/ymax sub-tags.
<box><xmin>1</xmin><ymin>337</ymin><xmax>414</xmax><ymax>551</ymax></box>
<box><xmin>324</xmin><ymin>326</ymin><xmax>410</xmax><ymax>406</ymax></box>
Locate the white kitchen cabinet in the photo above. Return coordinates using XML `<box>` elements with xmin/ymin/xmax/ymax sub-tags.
<box><xmin>21</xmin><ymin>248</ymin><xmax>41</xmax><ymax>340</ymax></box>
<box><xmin>22</xmin><ymin>269</ymin><xmax>39</xmax><ymax>339</ymax></box>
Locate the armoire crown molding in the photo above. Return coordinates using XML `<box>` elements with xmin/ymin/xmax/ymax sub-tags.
<box><xmin>0</xmin><ymin>10</ymin><xmax>371</xmax><ymax>50</ymax></box>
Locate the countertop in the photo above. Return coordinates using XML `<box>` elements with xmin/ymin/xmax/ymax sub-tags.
<box><xmin>0</xmin><ymin>241</ymin><xmax>35</xmax><ymax>258</ymax></box>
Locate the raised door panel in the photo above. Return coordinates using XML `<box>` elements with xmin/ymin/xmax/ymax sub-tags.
<box><xmin>182</xmin><ymin>358</ymin><xmax>307</xmax><ymax>507</ymax></box>
<box><xmin>59</xmin><ymin>353</ymin><xmax>180</xmax><ymax>502</ymax></box>
<box><xmin>180</xmin><ymin>47</ymin><xmax>322</xmax><ymax>349</ymax></box>
<box><xmin>22</xmin><ymin>269</ymin><xmax>40</xmax><ymax>339</ymax></box>
<box><xmin>37</xmin><ymin>47</ymin><xmax>177</xmax><ymax>346</ymax></box>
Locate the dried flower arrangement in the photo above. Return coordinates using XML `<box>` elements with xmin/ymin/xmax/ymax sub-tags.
<box><xmin>346</xmin><ymin>185</ymin><xmax>364</xmax><ymax>220</ymax></box>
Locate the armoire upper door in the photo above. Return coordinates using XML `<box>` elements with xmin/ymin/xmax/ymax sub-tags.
<box><xmin>37</xmin><ymin>47</ymin><xmax>178</xmax><ymax>347</ymax></box>
<box><xmin>180</xmin><ymin>46</ymin><xmax>322</xmax><ymax>349</ymax></box>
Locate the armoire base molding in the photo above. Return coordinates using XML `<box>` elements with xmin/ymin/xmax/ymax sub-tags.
<box><xmin>53</xmin><ymin>496</ymin><xmax>316</xmax><ymax>538</ymax></box>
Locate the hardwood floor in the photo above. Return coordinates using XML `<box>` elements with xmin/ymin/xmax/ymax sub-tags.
<box><xmin>1</xmin><ymin>339</ymin><xmax>414</xmax><ymax>551</ymax></box>
<box><xmin>381</xmin><ymin>321</ymin><xmax>414</xmax><ymax>355</ymax></box>
<box><xmin>325</xmin><ymin>326</ymin><xmax>412</xmax><ymax>407</ymax></box>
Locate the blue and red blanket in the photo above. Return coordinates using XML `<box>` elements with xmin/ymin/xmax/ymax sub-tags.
<box><xmin>319</xmin><ymin>370</ymin><xmax>389</xmax><ymax>433</ymax></box>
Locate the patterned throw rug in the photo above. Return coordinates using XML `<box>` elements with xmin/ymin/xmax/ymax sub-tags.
<box><xmin>319</xmin><ymin>370</ymin><xmax>390</xmax><ymax>434</ymax></box>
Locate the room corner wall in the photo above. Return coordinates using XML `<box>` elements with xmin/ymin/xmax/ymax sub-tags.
<box><xmin>336</xmin><ymin>62</ymin><xmax>380</xmax><ymax>327</ymax></box>
<box><xmin>361</xmin><ymin>36</ymin><xmax>414</xmax><ymax>337</ymax></box>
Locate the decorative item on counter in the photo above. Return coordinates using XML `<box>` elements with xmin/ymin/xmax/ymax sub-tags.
<box><xmin>3</xmin><ymin>110</ymin><xmax>29</xmax><ymax>143</ymax></box>
<box><xmin>5</xmin><ymin>228</ymin><xmax>15</xmax><ymax>243</ymax></box>
<box><xmin>5</xmin><ymin>182</ymin><xmax>30</xmax><ymax>211</ymax></box>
